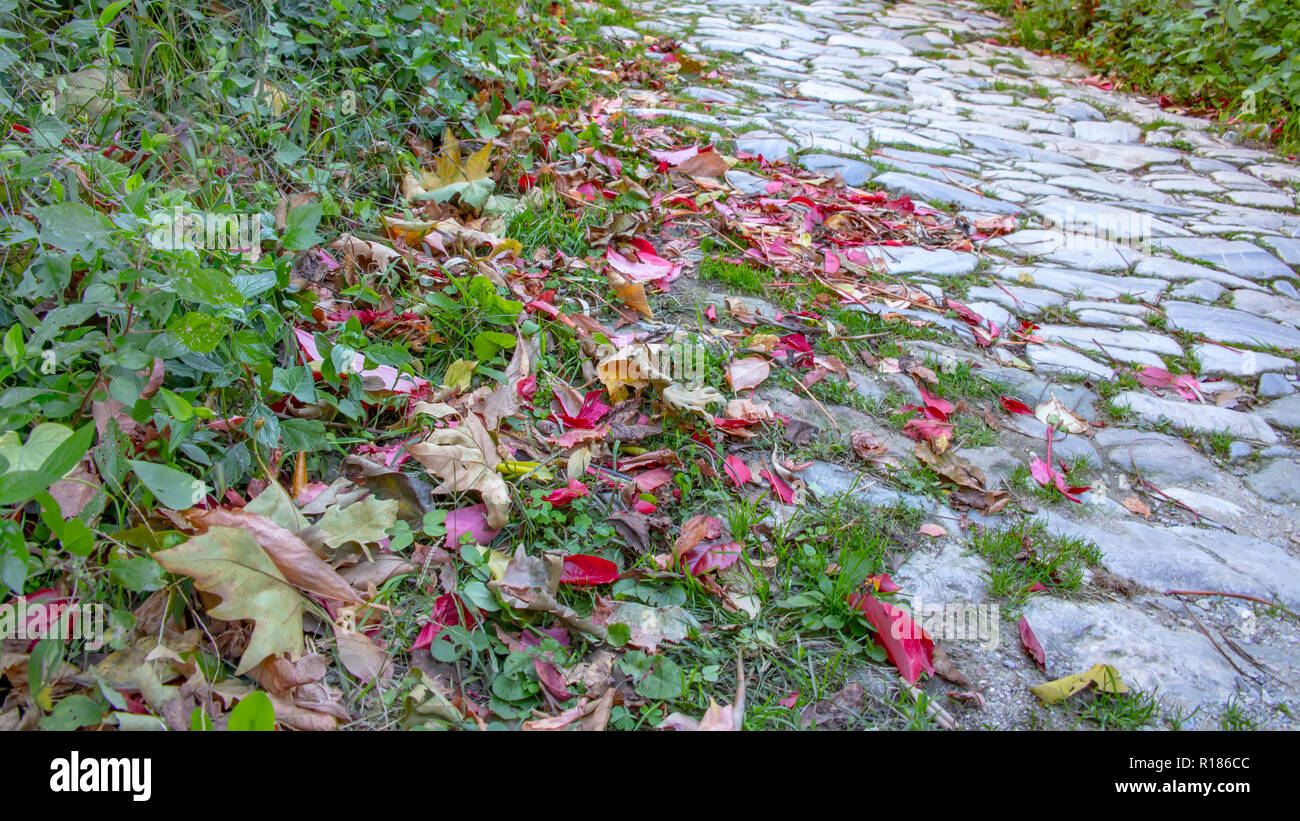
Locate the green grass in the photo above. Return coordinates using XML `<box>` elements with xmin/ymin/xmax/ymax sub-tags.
<box><xmin>970</xmin><ymin>518</ymin><xmax>1102</xmax><ymax>608</ymax></box>
<box><xmin>1064</xmin><ymin>690</ymin><xmax>1163</xmax><ymax>730</ymax></box>
<box><xmin>697</xmin><ymin>255</ymin><xmax>772</xmax><ymax>295</ymax></box>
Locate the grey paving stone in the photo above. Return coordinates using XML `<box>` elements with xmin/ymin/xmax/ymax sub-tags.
<box><xmin>1163</xmin><ymin>301</ymin><xmax>1300</xmax><ymax>349</ymax></box>
<box><xmin>1112</xmin><ymin>391</ymin><xmax>1279</xmax><ymax>443</ymax></box>
<box><xmin>1192</xmin><ymin>343</ymin><xmax>1297</xmax><ymax>376</ymax></box>
<box><xmin>872</xmin><ymin>171</ymin><xmax>1022</xmax><ymax>214</ymax></box>
<box><xmin>1259</xmin><ymin>373</ymin><xmax>1296</xmax><ymax>398</ymax></box>
<box><xmin>1245</xmin><ymin>460</ymin><xmax>1300</xmax><ymax>504</ymax></box>
<box><xmin>1260</xmin><ymin>395</ymin><xmax>1300</xmax><ymax>430</ymax></box>
<box><xmin>1152</xmin><ymin>238</ymin><xmax>1293</xmax><ymax>280</ymax></box>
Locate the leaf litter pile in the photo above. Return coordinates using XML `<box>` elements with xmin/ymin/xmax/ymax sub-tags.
<box><xmin>3</xmin><ymin>7</ymin><xmax>1159</xmax><ymax>732</ymax></box>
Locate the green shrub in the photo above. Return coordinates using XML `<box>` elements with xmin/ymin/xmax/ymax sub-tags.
<box><xmin>988</xmin><ymin>0</ymin><xmax>1300</xmax><ymax>151</ymax></box>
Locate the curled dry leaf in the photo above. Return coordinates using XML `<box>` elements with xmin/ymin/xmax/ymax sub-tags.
<box><xmin>1030</xmin><ymin>663</ymin><xmax>1128</xmax><ymax>704</ymax></box>
<box><xmin>1034</xmin><ymin>396</ymin><xmax>1089</xmax><ymax>435</ymax></box>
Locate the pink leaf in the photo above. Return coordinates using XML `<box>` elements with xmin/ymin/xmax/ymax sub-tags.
<box><xmin>867</xmin><ymin>574</ymin><xmax>902</xmax><ymax>593</ymax></box>
<box><xmin>517</xmin><ymin>375</ymin><xmax>537</xmax><ymax>401</ymax></box>
<box><xmin>606</xmin><ymin>244</ymin><xmax>684</xmax><ymax>287</ymax></box>
<box><xmin>444</xmin><ymin>504</ymin><xmax>502</xmax><ymax>551</ymax></box>
<box><xmin>824</xmin><ymin>250</ymin><xmax>841</xmax><ymax>274</ymax></box>
<box><xmin>554</xmin><ymin>389</ymin><xmax>611</xmax><ymax>429</ymax></box>
<box><xmin>1029</xmin><ymin>455</ymin><xmax>1054</xmax><ymax>487</ymax></box>
<box><xmin>918</xmin><ymin>523</ymin><xmax>946</xmax><ymax>538</ymax></box>
<box><xmin>705</xmin><ymin>304</ymin><xmax>717</xmax><ymax>322</ymax></box>
<box><xmin>648</xmin><ymin>145</ymin><xmax>699</xmax><ymax>165</ymax></box>
<box><xmin>681</xmin><ymin>540</ymin><xmax>742</xmax><ymax>576</ymax></box>
<box><xmin>634</xmin><ymin>467</ymin><xmax>674</xmax><ymax>493</ymax></box>
<box><xmin>293</xmin><ymin>328</ymin><xmax>427</xmax><ymax>394</ymax></box>
<box><xmin>760</xmin><ymin>469</ymin><xmax>795</xmax><ymax>504</ymax></box>
<box><xmin>411</xmin><ymin>593</ymin><xmax>478</xmax><ymax>652</ymax></box>
<box><xmin>778</xmin><ymin>691</ymin><xmax>800</xmax><ymax>709</ymax></box>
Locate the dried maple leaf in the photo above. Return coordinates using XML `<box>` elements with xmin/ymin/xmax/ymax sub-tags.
<box><xmin>153</xmin><ymin>526</ymin><xmax>307</xmax><ymax>675</ymax></box>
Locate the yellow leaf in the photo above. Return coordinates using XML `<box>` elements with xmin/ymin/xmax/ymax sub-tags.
<box><xmin>1030</xmin><ymin>663</ymin><xmax>1129</xmax><ymax>704</ymax></box>
<box><xmin>443</xmin><ymin>359</ymin><xmax>478</xmax><ymax>394</ymax></box>
<box><xmin>609</xmin><ymin>270</ymin><xmax>652</xmax><ymax>318</ymax></box>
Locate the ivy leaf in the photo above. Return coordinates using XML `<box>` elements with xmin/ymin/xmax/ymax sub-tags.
<box><xmin>310</xmin><ymin>496</ymin><xmax>398</xmax><ymax>548</ymax></box>
<box><xmin>282</xmin><ymin>203</ymin><xmax>324</xmax><ymax>250</ymax></box>
<box><xmin>0</xmin><ymin>423</ymin><xmax>94</xmax><ymax>506</ymax></box>
<box><xmin>166</xmin><ymin>311</ymin><xmax>227</xmax><ymax>354</ymax></box>
<box><xmin>270</xmin><ymin>365</ymin><xmax>317</xmax><ymax>404</ymax></box>
<box><xmin>227</xmin><ymin>690</ymin><xmax>277</xmax><ymax>730</ymax></box>
<box><xmin>153</xmin><ymin>526</ymin><xmax>306</xmax><ymax>674</ymax></box>
<box><xmin>128</xmin><ymin>460</ymin><xmax>208</xmax><ymax>510</ymax></box>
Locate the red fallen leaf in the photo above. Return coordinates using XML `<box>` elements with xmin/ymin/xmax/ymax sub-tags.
<box><xmin>918</xmin><ymin>523</ymin><xmax>946</xmax><ymax>538</ymax></box>
<box><xmin>542</xmin><ymin>479</ymin><xmax>589</xmax><ymax>508</ymax></box>
<box><xmin>760</xmin><ymin>468</ymin><xmax>796</xmax><ymax>504</ymax></box>
<box><xmin>1029</xmin><ymin>435</ymin><xmax>1090</xmax><ymax>503</ymax></box>
<box><xmin>411</xmin><ymin>593</ymin><xmax>478</xmax><ymax>652</ymax></box>
<box><xmin>946</xmin><ymin>298</ymin><xmax>985</xmax><ymax>327</ymax></box>
<box><xmin>848</xmin><ymin>592</ymin><xmax>935</xmax><ymax>684</ymax></box>
<box><xmin>680</xmin><ymin>540</ymin><xmax>742</xmax><ymax>576</ymax></box>
<box><xmin>902</xmin><ymin>418</ymin><xmax>954</xmax><ymax>448</ymax></box>
<box><xmin>444</xmin><ymin>503</ymin><xmax>501</xmax><ymax>550</ymax></box>
<box><xmin>634</xmin><ymin>499</ymin><xmax>657</xmax><ymax>514</ymax></box>
<box><xmin>705</xmin><ymin>304</ymin><xmax>717</xmax><ymax>322</ymax></box>
<box><xmin>517</xmin><ymin>374</ymin><xmax>537</xmax><ymax>401</ymax></box>
<box><xmin>634</xmin><ymin>466</ymin><xmax>674</xmax><ymax>493</ymax></box>
<box><xmin>554</xmin><ymin>388</ymin><xmax>611</xmax><ymax>428</ymax></box>
<box><xmin>779</xmin><ymin>691</ymin><xmax>800</xmax><ymax>709</ymax></box>
<box><xmin>1027</xmin><ymin>582</ymin><xmax>1047</xmax><ymax>593</ymax></box>
<box><xmin>722</xmin><ymin>455</ymin><xmax>751</xmax><ymax>487</ymax></box>
<box><xmin>560</xmin><ymin>554</ymin><xmax>620</xmax><ymax>585</ymax></box>
<box><xmin>1019</xmin><ymin>617</ymin><xmax>1046</xmax><ymax>671</ymax></box>
<box><xmin>533</xmin><ymin>658</ymin><xmax>573</xmax><ymax>702</ymax></box>
<box><xmin>1136</xmin><ymin>366</ymin><xmax>1204</xmax><ymax>402</ymax></box>
<box><xmin>591</xmin><ymin>148</ymin><xmax>622</xmax><ymax>177</ymax></box>
<box><xmin>518</xmin><ymin>173</ymin><xmax>537</xmax><ymax>190</ymax></box>
<box><xmin>918</xmin><ymin>387</ymin><xmax>953</xmax><ymax>421</ymax></box>
<box><xmin>1000</xmin><ymin>396</ymin><xmax>1033</xmax><ymax>415</ymax></box>
<box><xmin>866</xmin><ymin>574</ymin><xmax>901</xmax><ymax>593</ymax></box>
<box><xmin>775</xmin><ymin>333</ymin><xmax>813</xmax><ymax>356</ymax></box>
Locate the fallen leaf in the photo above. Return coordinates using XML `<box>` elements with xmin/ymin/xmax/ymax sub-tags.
<box><xmin>1018</xmin><ymin>617</ymin><xmax>1046</xmax><ymax>672</ymax></box>
<box><xmin>153</xmin><ymin>527</ymin><xmax>306</xmax><ymax>675</ymax></box>
<box><xmin>1121</xmin><ymin>496</ymin><xmax>1151</xmax><ymax>519</ymax></box>
<box><xmin>849</xmin><ymin>592</ymin><xmax>935</xmax><ymax>684</ymax></box>
<box><xmin>560</xmin><ymin>554</ymin><xmax>620</xmax><ymax>586</ymax></box>
<box><xmin>1030</xmin><ymin>663</ymin><xmax>1127</xmax><ymax>704</ymax></box>
<box><xmin>726</xmin><ymin>356</ymin><xmax>770</xmax><ymax>391</ymax></box>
